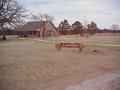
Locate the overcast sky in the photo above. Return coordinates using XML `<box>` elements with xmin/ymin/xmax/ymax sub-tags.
<box><xmin>19</xmin><ymin>0</ymin><xmax>120</xmax><ymax>29</ymax></box>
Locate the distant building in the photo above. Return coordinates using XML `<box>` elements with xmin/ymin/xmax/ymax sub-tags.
<box><xmin>18</xmin><ymin>21</ymin><xmax>59</xmax><ymax>37</ymax></box>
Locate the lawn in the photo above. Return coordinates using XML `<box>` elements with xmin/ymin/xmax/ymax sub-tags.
<box><xmin>0</xmin><ymin>34</ymin><xmax>120</xmax><ymax>90</ymax></box>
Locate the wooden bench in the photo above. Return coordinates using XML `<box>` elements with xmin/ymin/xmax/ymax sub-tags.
<box><xmin>55</xmin><ymin>43</ymin><xmax>85</xmax><ymax>51</ymax></box>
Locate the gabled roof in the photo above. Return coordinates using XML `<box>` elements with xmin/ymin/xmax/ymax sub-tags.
<box><xmin>19</xmin><ymin>21</ymin><xmax>58</xmax><ymax>32</ymax></box>
<box><xmin>19</xmin><ymin>21</ymin><xmax>46</xmax><ymax>31</ymax></box>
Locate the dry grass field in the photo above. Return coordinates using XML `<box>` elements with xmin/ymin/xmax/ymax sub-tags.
<box><xmin>0</xmin><ymin>33</ymin><xmax>120</xmax><ymax>90</ymax></box>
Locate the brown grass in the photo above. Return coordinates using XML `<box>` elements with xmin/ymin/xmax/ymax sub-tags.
<box><xmin>0</xmin><ymin>34</ymin><xmax>120</xmax><ymax>90</ymax></box>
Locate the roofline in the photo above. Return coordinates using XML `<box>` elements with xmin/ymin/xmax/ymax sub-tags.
<box><xmin>18</xmin><ymin>21</ymin><xmax>44</xmax><ymax>31</ymax></box>
<box><xmin>18</xmin><ymin>21</ymin><xmax>58</xmax><ymax>32</ymax></box>
<box><xmin>47</xmin><ymin>21</ymin><xmax>58</xmax><ymax>32</ymax></box>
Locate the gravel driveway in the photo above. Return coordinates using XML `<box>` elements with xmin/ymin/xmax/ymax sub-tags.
<box><xmin>66</xmin><ymin>70</ymin><xmax>120</xmax><ymax>90</ymax></box>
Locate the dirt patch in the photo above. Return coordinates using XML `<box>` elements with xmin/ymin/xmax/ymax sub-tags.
<box><xmin>65</xmin><ymin>70</ymin><xmax>120</xmax><ymax>90</ymax></box>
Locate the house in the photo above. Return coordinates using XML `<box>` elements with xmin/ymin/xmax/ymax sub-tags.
<box><xmin>18</xmin><ymin>21</ymin><xmax>59</xmax><ymax>37</ymax></box>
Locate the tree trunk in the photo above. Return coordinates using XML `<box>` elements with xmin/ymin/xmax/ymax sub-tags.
<box><xmin>0</xmin><ymin>24</ymin><xmax>7</xmax><ymax>40</ymax></box>
<box><xmin>2</xmin><ymin>35</ymin><xmax>7</xmax><ymax>40</ymax></box>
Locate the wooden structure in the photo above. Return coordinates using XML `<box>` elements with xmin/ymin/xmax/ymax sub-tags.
<box><xmin>18</xmin><ymin>21</ymin><xmax>59</xmax><ymax>37</ymax></box>
<box><xmin>55</xmin><ymin>43</ymin><xmax>85</xmax><ymax>51</ymax></box>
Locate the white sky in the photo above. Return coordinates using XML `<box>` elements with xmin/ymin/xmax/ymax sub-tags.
<box><xmin>19</xmin><ymin>0</ymin><xmax>120</xmax><ymax>29</ymax></box>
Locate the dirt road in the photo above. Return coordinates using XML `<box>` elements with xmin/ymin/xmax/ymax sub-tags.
<box><xmin>66</xmin><ymin>70</ymin><xmax>120</xmax><ymax>90</ymax></box>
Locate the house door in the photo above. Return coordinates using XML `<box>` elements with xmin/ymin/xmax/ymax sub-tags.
<box><xmin>37</xmin><ymin>31</ymin><xmax>40</xmax><ymax>37</ymax></box>
<box><xmin>48</xmin><ymin>29</ymin><xmax>52</xmax><ymax>36</ymax></box>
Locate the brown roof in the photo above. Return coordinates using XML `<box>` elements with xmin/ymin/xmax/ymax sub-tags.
<box><xmin>19</xmin><ymin>21</ymin><xmax>46</xmax><ymax>31</ymax></box>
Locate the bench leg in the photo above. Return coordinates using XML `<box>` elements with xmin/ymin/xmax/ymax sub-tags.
<box><xmin>79</xmin><ymin>48</ymin><xmax>82</xmax><ymax>52</ymax></box>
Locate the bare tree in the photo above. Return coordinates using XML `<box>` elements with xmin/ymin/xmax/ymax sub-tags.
<box><xmin>44</xmin><ymin>14</ymin><xmax>54</xmax><ymax>21</ymax></box>
<box><xmin>31</xmin><ymin>13</ymin><xmax>44</xmax><ymax>21</ymax></box>
<box><xmin>16</xmin><ymin>20</ymin><xmax>26</xmax><ymax>29</ymax></box>
<box><xmin>111</xmin><ymin>24</ymin><xmax>119</xmax><ymax>32</ymax></box>
<box><xmin>83</xmin><ymin>17</ymin><xmax>89</xmax><ymax>29</ymax></box>
<box><xmin>0</xmin><ymin>0</ymin><xmax>27</xmax><ymax>39</ymax></box>
<box><xmin>31</xmin><ymin>13</ymin><xmax>54</xmax><ymax>21</ymax></box>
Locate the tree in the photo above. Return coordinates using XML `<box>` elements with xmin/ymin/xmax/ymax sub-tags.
<box><xmin>31</xmin><ymin>13</ymin><xmax>54</xmax><ymax>21</ymax></box>
<box><xmin>58</xmin><ymin>19</ymin><xmax>71</xmax><ymax>35</ymax></box>
<box><xmin>111</xmin><ymin>24</ymin><xmax>119</xmax><ymax>33</ymax></box>
<box><xmin>0</xmin><ymin>0</ymin><xmax>26</xmax><ymax>39</ymax></box>
<box><xmin>44</xmin><ymin>14</ymin><xmax>54</xmax><ymax>21</ymax></box>
<box><xmin>82</xmin><ymin>17</ymin><xmax>89</xmax><ymax>29</ymax></box>
<box><xmin>31</xmin><ymin>13</ymin><xmax>43</xmax><ymax>21</ymax></box>
<box><xmin>87</xmin><ymin>21</ymin><xmax>98</xmax><ymax>35</ymax></box>
<box><xmin>72</xmin><ymin>21</ymin><xmax>84</xmax><ymax>36</ymax></box>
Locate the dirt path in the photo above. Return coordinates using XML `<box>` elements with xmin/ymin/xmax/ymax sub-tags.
<box><xmin>66</xmin><ymin>70</ymin><xmax>120</xmax><ymax>90</ymax></box>
<box><xmin>34</xmin><ymin>39</ymin><xmax>120</xmax><ymax>47</ymax></box>
<box><xmin>88</xmin><ymin>43</ymin><xmax>120</xmax><ymax>47</ymax></box>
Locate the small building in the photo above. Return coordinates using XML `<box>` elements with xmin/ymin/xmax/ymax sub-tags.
<box><xmin>18</xmin><ymin>21</ymin><xmax>59</xmax><ymax>37</ymax></box>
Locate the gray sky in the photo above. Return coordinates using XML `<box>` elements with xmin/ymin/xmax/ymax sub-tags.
<box><xmin>19</xmin><ymin>0</ymin><xmax>120</xmax><ymax>29</ymax></box>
